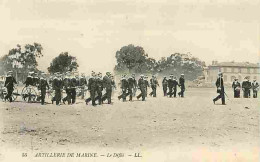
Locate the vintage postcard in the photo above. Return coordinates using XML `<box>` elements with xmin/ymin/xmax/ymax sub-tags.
<box><xmin>0</xmin><ymin>0</ymin><xmax>259</xmax><ymax>161</ymax></box>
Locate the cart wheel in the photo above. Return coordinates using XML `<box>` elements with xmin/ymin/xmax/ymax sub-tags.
<box><xmin>11</xmin><ymin>88</ymin><xmax>19</xmax><ymax>101</ymax></box>
<box><xmin>21</xmin><ymin>86</ymin><xmax>37</xmax><ymax>102</ymax></box>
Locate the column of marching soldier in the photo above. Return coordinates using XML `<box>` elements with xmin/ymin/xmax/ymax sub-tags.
<box><xmin>3</xmin><ymin>70</ymin><xmax>259</xmax><ymax>106</ymax></box>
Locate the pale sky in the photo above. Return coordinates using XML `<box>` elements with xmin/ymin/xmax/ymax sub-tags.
<box><xmin>0</xmin><ymin>0</ymin><xmax>259</xmax><ymax>74</ymax></box>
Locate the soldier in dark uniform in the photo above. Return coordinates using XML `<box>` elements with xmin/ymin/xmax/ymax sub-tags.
<box><xmin>4</xmin><ymin>71</ymin><xmax>17</xmax><ymax>102</ymax></box>
<box><xmin>144</xmin><ymin>75</ymin><xmax>149</xmax><ymax>97</ymax></box>
<box><xmin>70</xmin><ymin>73</ymin><xmax>78</xmax><ymax>104</ymax></box>
<box><xmin>178</xmin><ymin>74</ymin><xmax>185</xmax><ymax>97</ymax></box>
<box><xmin>32</xmin><ymin>72</ymin><xmax>40</xmax><ymax>87</ymax></box>
<box><xmin>213</xmin><ymin>72</ymin><xmax>225</xmax><ymax>105</ymax></box>
<box><xmin>24</xmin><ymin>72</ymin><xmax>34</xmax><ymax>87</ymax></box>
<box><xmin>131</xmin><ymin>73</ymin><xmax>137</xmax><ymax>97</ymax></box>
<box><xmin>126</xmin><ymin>73</ymin><xmax>137</xmax><ymax>101</ymax></box>
<box><xmin>252</xmin><ymin>79</ymin><xmax>259</xmax><ymax>98</ymax></box>
<box><xmin>162</xmin><ymin>76</ymin><xmax>168</xmax><ymax>96</ymax></box>
<box><xmin>79</xmin><ymin>73</ymin><xmax>87</xmax><ymax>99</ymax></box>
<box><xmin>111</xmin><ymin>75</ymin><xmax>116</xmax><ymax>97</ymax></box>
<box><xmin>85</xmin><ymin>71</ymin><xmax>97</xmax><ymax>106</ymax></box>
<box><xmin>149</xmin><ymin>75</ymin><xmax>159</xmax><ymax>97</ymax></box>
<box><xmin>52</xmin><ymin>72</ymin><xmax>63</xmax><ymax>105</ymax></box>
<box><xmin>137</xmin><ymin>74</ymin><xmax>146</xmax><ymax>101</ymax></box>
<box><xmin>242</xmin><ymin>77</ymin><xmax>251</xmax><ymax>98</ymax></box>
<box><xmin>39</xmin><ymin>72</ymin><xmax>50</xmax><ymax>105</ymax></box>
<box><xmin>102</xmin><ymin>72</ymin><xmax>113</xmax><ymax>104</ymax></box>
<box><xmin>231</xmin><ymin>78</ymin><xmax>241</xmax><ymax>98</ymax></box>
<box><xmin>62</xmin><ymin>71</ymin><xmax>72</xmax><ymax>104</ymax></box>
<box><xmin>167</xmin><ymin>74</ymin><xmax>177</xmax><ymax>97</ymax></box>
<box><xmin>94</xmin><ymin>72</ymin><xmax>103</xmax><ymax>105</ymax></box>
<box><xmin>118</xmin><ymin>74</ymin><xmax>128</xmax><ymax>102</ymax></box>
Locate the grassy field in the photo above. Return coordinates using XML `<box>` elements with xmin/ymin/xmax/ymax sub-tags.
<box><xmin>0</xmin><ymin>87</ymin><xmax>259</xmax><ymax>162</ymax></box>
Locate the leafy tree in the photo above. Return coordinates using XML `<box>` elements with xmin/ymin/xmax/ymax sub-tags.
<box><xmin>0</xmin><ymin>43</ymin><xmax>43</xmax><ymax>80</ymax></box>
<box><xmin>114</xmin><ymin>44</ymin><xmax>148</xmax><ymax>74</ymax></box>
<box><xmin>158</xmin><ymin>53</ymin><xmax>206</xmax><ymax>80</ymax></box>
<box><xmin>47</xmin><ymin>52</ymin><xmax>78</xmax><ymax>74</ymax></box>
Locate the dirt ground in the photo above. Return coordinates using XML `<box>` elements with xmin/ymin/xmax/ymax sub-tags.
<box><xmin>0</xmin><ymin>87</ymin><xmax>259</xmax><ymax>162</ymax></box>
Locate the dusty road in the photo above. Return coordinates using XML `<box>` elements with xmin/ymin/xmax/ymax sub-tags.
<box><xmin>0</xmin><ymin>88</ymin><xmax>259</xmax><ymax>162</ymax></box>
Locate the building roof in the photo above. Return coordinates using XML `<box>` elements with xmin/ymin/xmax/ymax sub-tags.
<box><xmin>209</xmin><ymin>62</ymin><xmax>259</xmax><ymax>68</ymax></box>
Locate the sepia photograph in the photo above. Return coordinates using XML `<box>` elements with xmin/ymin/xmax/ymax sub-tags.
<box><xmin>0</xmin><ymin>0</ymin><xmax>259</xmax><ymax>161</ymax></box>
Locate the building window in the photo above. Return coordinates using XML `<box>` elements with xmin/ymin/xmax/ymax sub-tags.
<box><xmin>224</xmin><ymin>67</ymin><xmax>227</xmax><ymax>73</ymax></box>
<box><xmin>224</xmin><ymin>75</ymin><xmax>227</xmax><ymax>82</ymax></box>
<box><xmin>231</xmin><ymin>68</ymin><xmax>234</xmax><ymax>73</ymax></box>
<box><xmin>238</xmin><ymin>68</ymin><xmax>241</xmax><ymax>73</ymax></box>
<box><xmin>247</xmin><ymin>68</ymin><xmax>250</xmax><ymax>74</ymax></box>
<box><xmin>254</xmin><ymin>68</ymin><xmax>257</xmax><ymax>74</ymax></box>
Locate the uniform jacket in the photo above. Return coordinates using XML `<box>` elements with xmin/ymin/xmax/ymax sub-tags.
<box><xmin>162</xmin><ymin>78</ymin><xmax>168</xmax><ymax>88</ymax></box>
<box><xmin>4</xmin><ymin>76</ymin><xmax>17</xmax><ymax>89</ymax></box>
<box><xmin>88</xmin><ymin>77</ymin><xmax>96</xmax><ymax>91</ymax></box>
<box><xmin>138</xmin><ymin>78</ymin><xmax>146</xmax><ymax>89</ymax></box>
<box><xmin>232</xmin><ymin>81</ymin><xmax>241</xmax><ymax>90</ymax></box>
<box><xmin>96</xmin><ymin>78</ymin><xmax>103</xmax><ymax>91</ymax></box>
<box><xmin>128</xmin><ymin>77</ymin><xmax>137</xmax><ymax>89</ymax></box>
<box><xmin>52</xmin><ymin>77</ymin><xmax>63</xmax><ymax>90</ymax></box>
<box><xmin>24</xmin><ymin>76</ymin><xmax>33</xmax><ymax>86</ymax></box>
<box><xmin>79</xmin><ymin>77</ymin><xmax>87</xmax><ymax>86</ymax></box>
<box><xmin>242</xmin><ymin>81</ymin><xmax>251</xmax><ymax>89</ymax></box>
<box><xmin>70</xmin><ymin>77</ymin><xmax>78</xmax><ymax>89</ymax></box>
<box><xmin>168</xmin><ymin>79</ymin><xmax>178</xmax><ymax>88</ymax></box>
<box><xmin>216</xmin><ymin>77</ymin><xmax>224</xmax><ymax>91</ymax></box>
<box><xmin>179</xmin><ymin>77</ymin><xmax>185</xmax><ymax>88</ymax></box>
<box><xmin>252</xmin><ymin>82</ymin><xmax>259</xmax><ymax>90</ymax></box>
<box><xmin>103</xmin><ymin>76</ymin><xmax>113</xmax><ymax>90</ymax></box>
<box><xmin>121</xmin><ymin>79</ymin><xmax>128</xmax><ymax>90</ymax></box>
<box><xmin>39</xmin><ymin>78</ymin><xmax>50</xmax><ymax>90</ymax></box>
<box><xmin>150</xmin><ymin>78</ymin><xmax>159</xmax><ymax>87</ymax></box>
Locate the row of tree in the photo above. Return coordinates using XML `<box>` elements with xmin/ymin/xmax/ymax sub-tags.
<box><xmin>114</xmin><ymin>44</ymin><xmax>206</xmax><ymax>80</ymax></box>
<box><xmin>0</xmin><ymin>43</ymin><xmax>205</xmax><ymax>81</ymax></box>
<box><xmin>0</xmin><ymin>43</ymin><xmax>78</xmax><ymax>81</ymax></box>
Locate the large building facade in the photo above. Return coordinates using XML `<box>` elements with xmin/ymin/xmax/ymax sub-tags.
<box><xmin>204</xmin><ymin>61</ymin><xmax>260</xmax><ymax>84</ymax></box>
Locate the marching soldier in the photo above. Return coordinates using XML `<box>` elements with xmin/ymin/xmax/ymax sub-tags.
<box><xmin>52</xmin><ymin>72</ymin><xmax>63</xmax><ymax>105</ymax></box>
<box><xmin>62</xmin><ymin>71</ymin><xmax>72</xmax><ymax>104</ymax></box>
<box><xmin>162</xmin><ymin>76</ymin><xmax>168</xmax><ymax>96</ymax></box>
<box><xmin>111</xmin><ymin>75</ymin><xmax>116</xmax><ymax>97</ymax></box>
<box><xmin>39</xmin><ymin>72</ymin><xmax>50</xmax><ymax>105</ymax></box>
<box><xmin>131</xmin><ymin>73</ymin><xmax>137</xmax><ymax>97</ymax></box>
<box><xmin>94</xmin><ymin>72</ymin><xmax>103</xmax><ymax>105</ymax></box>
<box><xmin>144</xmin><ymin>75</ymin><xmax>149</xmax><ymax>97</ymax></box>
<box><xmin>70</xmin><ymin>73</ymin><xmax>78</xmax><ymax>104</ymax></box>
<box><xmin>118</xmin><ymin>74</ymin><xmax>128</xmax><ymax>102</ymax></box>
<box><xmin>24</xmin><ymin>72</ymin><xmax>34</xmax><ymax>87</ymax></box>
<box><xmin>127</xmin><ymin>73</ymin><xmax>137</xmax><ymax>101</ymax></box>
<box><xmin>79</xmin><ymin>73</ymin><xmax>87</xmax><ymax>99</ymax></box>
<box><xmin>178</xmin><ymin>74</ymin><xmax>185</xmax><ymax>97</ymax></box>
<box><xmin>149</xmin><ymin>75</ymin><xmax>159</xmax><ymax>97</ymax></box>
<box><xmin>252</xmin><ymin>79</ymin><xmax>259</xmax><ymax>98</ymax></box>
<box><xmin>32</xmin><ymin>72</ymin><xmax>40</xmax><ymax>87</ymax></box>
<box><xmin>213</xmin><ymin>72</ymin><xmax>225</xmax><ymax>105</ymax></box>
<box><xmin>85</xmin><ymin>71</ymin><xmax>97</xmax><ymax>106</ymax></box>
<box><xmin>137</xmin><ymin>74</ymin><xmax>146</xmax><ymax>101</ymax></box>
<box><xmin>102</xmin><ymin>72</ymin><xmax>113</xmax><ymax>104</ymax></box>
<box><xmin>167</xmin><ymin>75</ymin><xmax>178</xmax><ymax>97</ymax></box>
<box><xmin>4</xmin><ymin>71</ymin><xmax>17</xmax><ymax>102</ymax></box>
<box><xmin>242</xmin><ymin>77</ymin><xmax>251</xmax><ymax>98</ymax></box>
<box><xmin>232</xmin><ymin>78</ymin><xmax>241</xmax><ymax>98</ymax></box>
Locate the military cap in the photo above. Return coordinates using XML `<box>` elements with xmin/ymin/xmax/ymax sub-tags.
<box><xmin>181</xmin><ymin>74</ymin><xmax>184</xmax><ymax>76</ymax></box>
<box><xmin>8</xmin><ymin>71</ymin><xmax>13</xmax><ymax>74</ymax></box>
